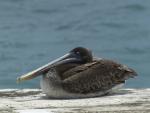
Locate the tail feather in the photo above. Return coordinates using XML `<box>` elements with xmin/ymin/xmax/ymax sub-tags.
<box><xmin>118</xmin><ymin>65</ymin><xmax>137</xmax><ymax>80</ymax></box>
<box><xmin>125</xmin><ymin>68</ymin><xmax>137</xmax><ymax>78</ymax></box>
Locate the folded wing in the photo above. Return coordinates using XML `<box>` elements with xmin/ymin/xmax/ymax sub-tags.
<box><xmin>62</xmin><ymin>59</ymin><xmax>137</xmax><ymax>94</ymax></box>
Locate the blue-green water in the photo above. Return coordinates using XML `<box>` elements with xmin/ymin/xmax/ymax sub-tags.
<box><xmin>0</xmin><ymin>0</ymin><xmax>149</xmax><ymax>89</ymax></box>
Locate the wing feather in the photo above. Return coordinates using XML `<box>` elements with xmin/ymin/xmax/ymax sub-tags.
<box><xmin>62</xmin><ymin>59</ymin><xmax>137</xmax><ymax>94</ymax></box>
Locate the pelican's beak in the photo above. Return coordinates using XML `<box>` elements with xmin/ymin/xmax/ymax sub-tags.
<box><xmin>17</xmin><ymin>52</ymin><xmax>82</xmax><ymax>83</ymax></box>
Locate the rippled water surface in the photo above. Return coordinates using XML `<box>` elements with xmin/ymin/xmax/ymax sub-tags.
<box><xmin>0</xmin><ymin>0</ymin><xmax>150</xmax><ymax>88</ymax></box>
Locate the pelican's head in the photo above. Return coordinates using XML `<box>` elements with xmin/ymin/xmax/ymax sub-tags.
<box><xmin>70</xmin><ymin>47</ymin><xmax>93</xmax><ymax>63</ymax></box>
<box><xmin>17</xmin><ymin>47</ymin><xmax>93</xmax><ymax>83</ymax></box>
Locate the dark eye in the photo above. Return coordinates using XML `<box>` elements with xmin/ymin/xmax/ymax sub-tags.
<box><xmin>76</xmin><ymin>51</ymin><xmax>80</xmax><ymax>55</ymax></box>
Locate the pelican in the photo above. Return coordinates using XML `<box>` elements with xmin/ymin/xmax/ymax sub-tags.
<box><xmin>17</xmin><ymin>47</ymin><xmax>137</xmax><ymax>98</ymax></box>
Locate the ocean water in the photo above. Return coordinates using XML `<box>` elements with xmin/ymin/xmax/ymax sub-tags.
<box><xmin>0</xmin><ymin>0</ymin><xmax>149</xmax><ymax>89</ymax></box>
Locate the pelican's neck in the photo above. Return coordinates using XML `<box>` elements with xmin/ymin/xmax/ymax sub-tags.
<box><xmin>54</xmin><ymin>63</ymin><xmax>81</xmax><ymax>80</ymax></box>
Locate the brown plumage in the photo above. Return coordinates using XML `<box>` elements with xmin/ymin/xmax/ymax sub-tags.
<box><xmin>61</xmin><ymin>59</ymin><xmax>136</xmax><ymax>94</ymax></box>
<box><xmin>17</xmin><ymin>47</ymin><xmax>137</xmax><ymax>98</ymax></box>
<box><xmin>42</xmin><ymin>47</ymin><xmax>137</xmax><ymax>97</ymax></box>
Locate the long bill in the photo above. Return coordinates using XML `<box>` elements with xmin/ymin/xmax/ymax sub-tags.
<box><xmin>17</xmin><ymin>52</ymin><xmax>81</xmax><ymax>83</ymax></box>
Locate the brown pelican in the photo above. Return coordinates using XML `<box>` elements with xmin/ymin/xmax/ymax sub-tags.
<box><xmin>17</xmin><ymin>47</ymin><xmax>137</xmax><ymax>98</ymax></box>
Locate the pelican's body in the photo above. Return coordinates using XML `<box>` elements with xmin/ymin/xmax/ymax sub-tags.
<box><xmin>40</xmin><ymin>68</ymin><xmax>112</xmax><ymax>98</ymax></box>
<box><xmin>40</xmin><ymin>59</ymin><xmax>136</xmax><ymax>98</ymax></box>
<box><xmin>17</xmin><ymin>47</ymin><xmax>137</xmax><ymax>98</ymax></box>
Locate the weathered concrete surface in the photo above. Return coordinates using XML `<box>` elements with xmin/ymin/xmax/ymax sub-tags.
<box><xmin>0</xmin><ymin>89</ymin><xmax>150</xmax><ymax>113</ymax></box>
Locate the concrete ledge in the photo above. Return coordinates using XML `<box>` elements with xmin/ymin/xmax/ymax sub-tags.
<box><xmin>0</xmin><ymin>89</ymin><xmax>150</xmax><ymax>113</ymax></box>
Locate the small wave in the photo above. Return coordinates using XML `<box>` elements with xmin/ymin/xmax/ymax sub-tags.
<box><xmin>67</xmin><ymin>2</ymin><xmax>87</xmax><ymax>8</ymax></box>
<box><xmin>125</xmin><ymin>47</ymin><xmax>146</xmax><ymax>54</ymax></box>
<box><xmin>0</xmin><ymin>41</ymin><xmax>28</xmax><ymax>49</ymax></box>
<box><xmin>33</xmin><ymin>8</ymin><xmax>63</xmax><ymax>15</ymax></box>
<box><xmin>119</xmin><ymin>4</ymin><xmax>146</xmax><ymax>11</ymax></box>
<box><xmin>101</xmin><ymin>22</ymin><xmax>128</xmax><ymax>29</ymax></box>
<box><xmin>55</xmin><ymin>20</ymin><xmax>81</xmax><ymax>31</ymax></box>
<box><xmin>0</xmin><ymin>54</ymin><xmax>17</xmax><ymax>61</ymax></box>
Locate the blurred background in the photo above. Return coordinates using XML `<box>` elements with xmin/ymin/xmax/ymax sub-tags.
<box><xmin>0</xmin><ymin>0</ymin><xmax>149</xmax><ymax>89</ymax></box>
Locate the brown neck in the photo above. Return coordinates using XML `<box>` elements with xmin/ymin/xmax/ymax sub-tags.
<box><xmin>55</xmin><ymin>63</ymin><xmax>81</xmax><ymax>80</ymax></box>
